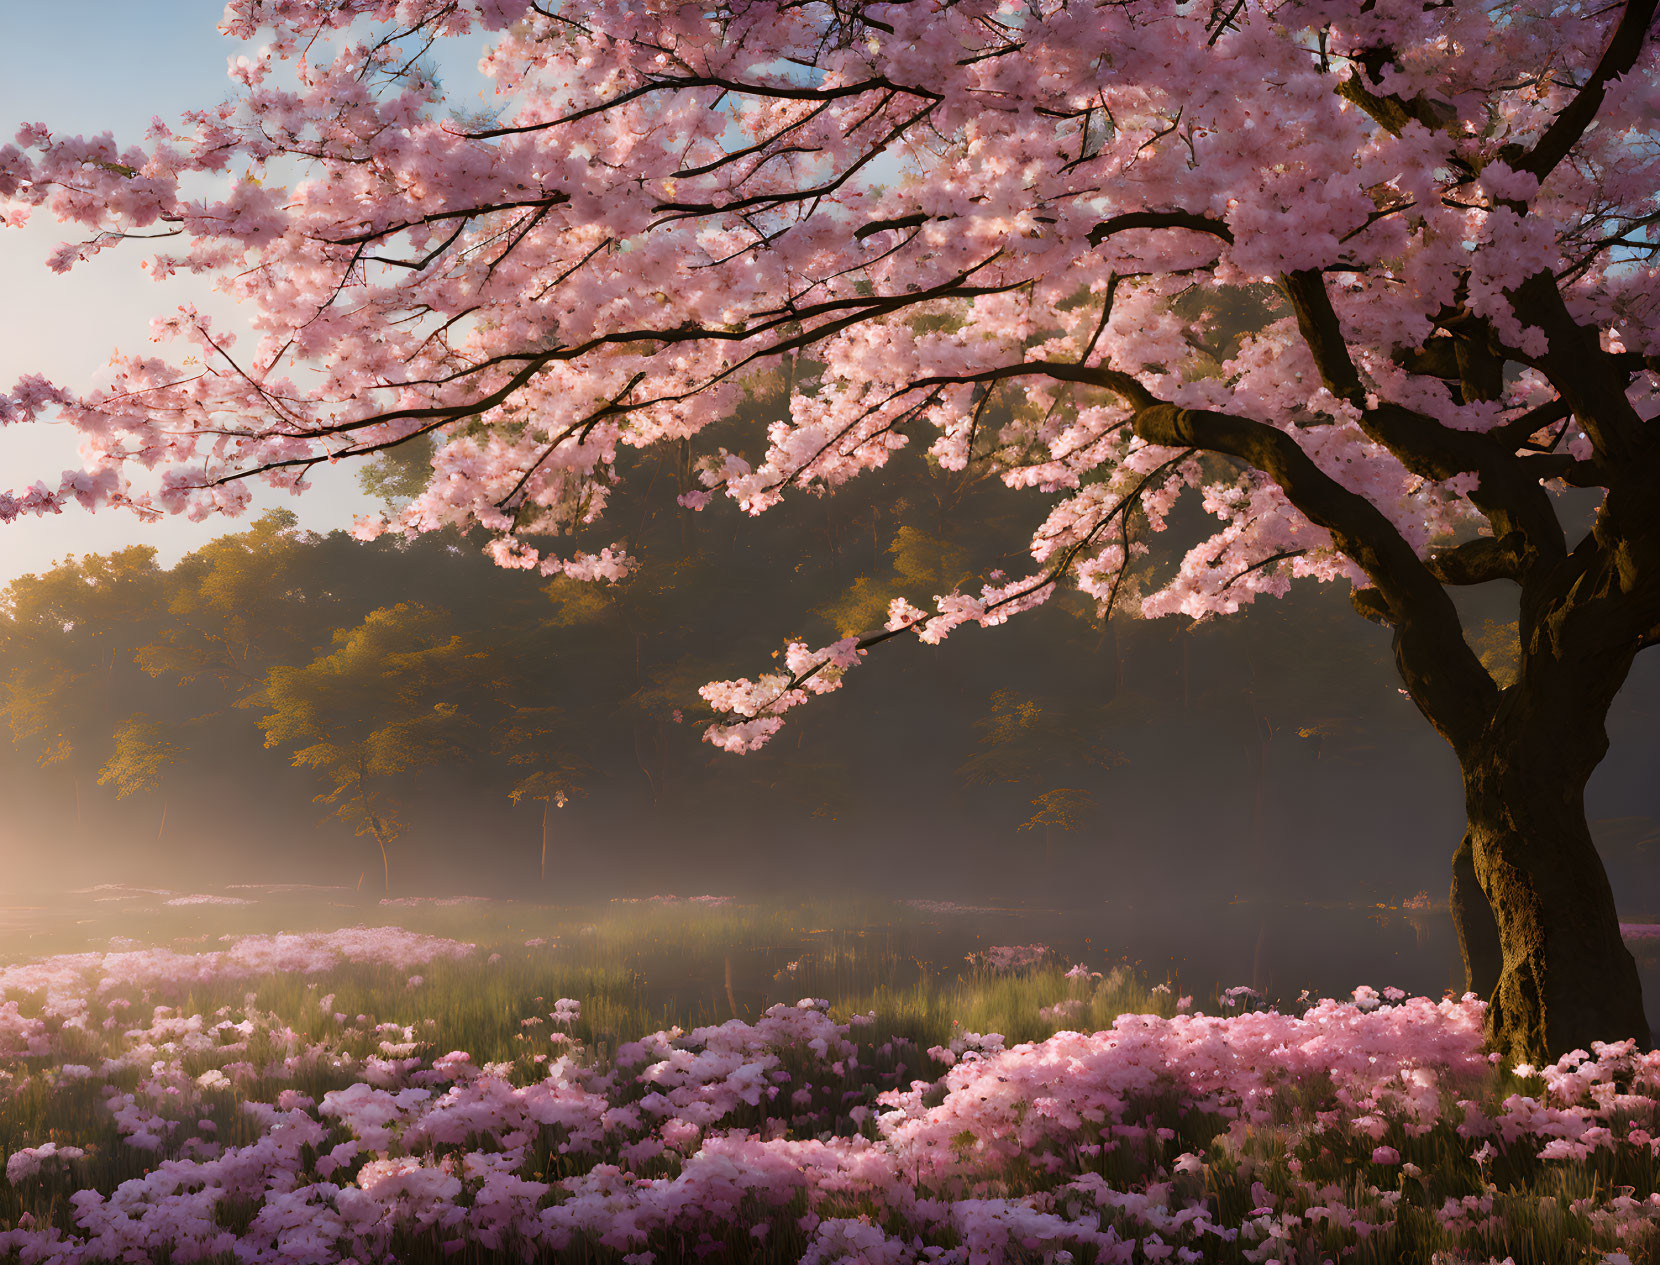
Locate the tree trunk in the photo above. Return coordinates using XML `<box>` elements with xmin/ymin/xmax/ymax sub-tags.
<box><xmin>540</xmin><ymin>799</ymin><xmax>551</xmax><ymax>882</ymax></box>
<box><xmin>1449</xmin><ymin>830</ymin><xmax>1500</xmax><ymax>999</ymax></box>
<box><xmin>1463</xmin><ymin>742</ymin><xmax>1649</xmax><ymax>1065</ymax></box>
<box><xmin>1251</xmin><ymin>916</ymin><xmax>1271</xmax><ymax>996</ymax></box>
<box><xmin>370</xmin><ymin>828</ymin><xmax>391</xmax><ymax>896</ymax></box>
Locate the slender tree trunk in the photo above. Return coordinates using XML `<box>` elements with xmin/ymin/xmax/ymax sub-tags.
<box><xmin>156</xmin><ymin>799</ymin><xmax>167</xmax><ymax>843</ymax></box>
<box><xmin>633</xmin><ymin>724</ymin><xmax>659</xmax><ymax>799</ymax></box>
<box><xmin>1251</xmin><ymin>917</ymin><xmax>1271</xmax><ymax>996</ymax></box>
<box><xmin>540</xmin><ymin>799</ymin><xmax>551</xmax><ymax>882</ymax></box>
<box><xmin>374</xmin><ymin>831</ymin><xmax>391</xmax><ymax>896</ymax></box>
<box><xmin>1461</xmin><ymin>721</ymin><xmax>1649</xmax><ymax>1064</ymax></box>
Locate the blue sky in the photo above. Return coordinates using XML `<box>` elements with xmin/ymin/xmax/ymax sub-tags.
<box><xmin>0</xmin><ymin>3</ymin><xmax>492</xmax><ymax>586</ymax></box>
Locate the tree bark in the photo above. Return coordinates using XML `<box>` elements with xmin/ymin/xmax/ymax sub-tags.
<box><xmin>1462</xmin><ymin>732</ymin><xmax>1649</xmax><ymax>1065</ymax></box>
<box><xmin>1449</xmin><ymin>830</ymin><xmax>1500</xmax><ymax>999</ymax></box>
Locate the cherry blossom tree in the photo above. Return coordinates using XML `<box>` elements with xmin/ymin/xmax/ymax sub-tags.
<box><xmin>2</xmin><ymin>0</ymin><xmax>1658</xmax><ymax>1061</ymax></box>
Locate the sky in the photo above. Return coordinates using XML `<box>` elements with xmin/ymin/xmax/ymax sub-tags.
<box><xmin>0</xmin><ymin>2</ymin><xmax>494</xmax><ymax>587</ymax></box>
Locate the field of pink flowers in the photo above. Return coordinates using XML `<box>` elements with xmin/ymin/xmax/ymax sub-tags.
<box><xmin>2</xmin><ymin>901</ymin><xmax>1659</xmax><ymax>1264</ymax></box>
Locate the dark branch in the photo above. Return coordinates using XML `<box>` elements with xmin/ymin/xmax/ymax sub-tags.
<box><xmin>1088</xmin><ymin>210</ymin><xmax>1233</xmax><ymax>247</ymax></box>
<box><xmin>1425</xmin><ymin>534</ymin><xmax>1528</xmax><ymax>585</ymax></box>
<box><xmin>853</xmin><ymin>213</ymin><xmax>932</xmax><ymax>241</ymax></box>
<box><xmin>1508</xmin><ymin>0</ymin><xmax>1659</xmax><ymax>185</ymax></box>
<box><xmin>1492</xmin><ymin>397</ymin><xmax>1572</xmax><ymax>448</ymax></box>
<box><xmin>1281</xmin><ymin>269</ymin><xmax>1567</xmax><ymax>573</ymax></box>
<box><xmin>1131</xmin><ymin>402</ymin><xmax>1498</xmax><ymax>747</ymax></box>
<box><xmin>318</xmin><ymin>194</ymin><xmax>571</xmax><ymax>247</ymax></box>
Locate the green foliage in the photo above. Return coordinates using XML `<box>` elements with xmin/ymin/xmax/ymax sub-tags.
<box><xmin>249</xmin><ymin>603</ymin><xmax>484</xmax><ymax>885</ymax></box>
<box><xmin>542</xmin><ymin>572</ymin><xmax>622</xmax><ymax>628</ymax></box>
<box><xmin>134</xmin><ymin>509</ymin><xmax>318</xmax><ymax>692</ymax></box>
<box><xmin>97</xmin><ymin>714</ymin><xmax>178</xmax><ymax>799</ymax></box>
<box><xmin>495</xmin><ymin>704</ymin><xmax>589</xmax><ymax>808</ymax></box>
<box><xmin>1019</xmin><ymin>786</ymin><xmax>1098</xmax><ymax>834</ymax></box>
<box><xmin>817</xmin><ymin>523</ymin><xmax>974</xmax><ymax>638</ymax></box>
<box><xmin>358</xmin><ymin>434</ymin><xmax>438</xmax><ymax>509</ymax></box>
<box><xmin>0</xmin><ymin>546</ymin><xmax>165</xmax><ymax>767</ymax></box>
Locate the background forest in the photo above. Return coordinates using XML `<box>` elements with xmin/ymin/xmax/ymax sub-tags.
<box><xmin>4</xmin><ymin>378</ymin><xmax>1658</xmax><ymax>913</ymax></box>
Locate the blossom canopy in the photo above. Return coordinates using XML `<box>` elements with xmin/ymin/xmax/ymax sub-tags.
<box><xmin>0</xmin><ymin>0</ymin><xmax>1656</xmax><ymax>754</ymax></box>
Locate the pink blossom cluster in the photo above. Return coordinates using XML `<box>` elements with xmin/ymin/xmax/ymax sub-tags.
<box><xmin>5</xmin><ymin>1142</ymin><xmax>84</xmax><ymax>1184</ymax></box>
<box><xmin>610</xmin><ymin>895</ymin><xmax>736</xmax><ymax>907</ymax></box>
<box><xmin>164</xmin><ymin>894</ymin><xmax>255</xmax><ymax>907</ymax></box>
<box><xmin>969</xmin><ymin>944</ymin><xmax>1052</xmax><ymax>973</ymax></box>
<box><xmin>901</xmin><ymin>900</ymin><xmax>1008</xmax><ymax>916</ymax></box>
<box><xmin>0</xmin><ymin>926</ymin><xmax>475</xmax><ymax>1017</ymax></box>
<box><xmin>5</xmin><ymin>934</ymin><xmax>1660</xmax><ymax>1262</ymax></box>
<box><xmin>378</xmin><ymin>896</ymin><xmax>491</xmax><ymax>908</ymax></box>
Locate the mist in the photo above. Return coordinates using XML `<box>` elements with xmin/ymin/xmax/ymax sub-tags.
<box><xmin>3</xmin><ymin>439</ymin><xmax>1657</xmax><ymax>1011</ymax></box>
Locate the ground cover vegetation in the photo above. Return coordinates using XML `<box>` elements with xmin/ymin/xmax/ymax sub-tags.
<box><xmin>4</xmin><ymin>900</ymin><xmax>1660</xmax><ymax>1264</ymax></box>
<box><xmin>3</xmin><ymin>0</ymin><xmax>1659</xmax><ymax>1062</ymax></box>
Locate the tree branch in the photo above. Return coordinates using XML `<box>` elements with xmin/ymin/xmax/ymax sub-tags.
<box><xmin>1425</xmin><ymin>533</ymin><xmax>1528</xmax><ymax>585</ymax></box>
<box><xmin>1130</xmin><ymin>401</ymin><xmax>1498</xmax><ymax>747</ymax></box>
<box><xmin>1509</xmin><ymin>272</ymin><xmax>1651</xmax><ymax>463</ymax></box>
<box><xmin>1492</xmin><ymin>396</ymin><xmax>1572</xmax><ymax>448</ymax></box>
<box><xmin>1088</xmin><ymin>210</ymin><xmax>1233</xmax><ymax>247</ymax></box>
<box><xmin>1281</xmin><ymin>269</ymin><xmax>1567</xmax><ymax>572</ymax></box>
<box><xmin>1507</xmin><ymin>0</ymin><xmax>1660</xmax><ymax>186</ymax></box>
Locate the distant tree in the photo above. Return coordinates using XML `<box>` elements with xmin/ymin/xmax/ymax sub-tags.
<box><xmin>135</xmin><ymin>510</ymin><xmax>323</xmax><ymax>695</ymax></box>
<box><xmin>1018</xmin><ymin>787</ymin><xmax>1100</xmax><ymax>866</ymax></box>
<box><xmin>958</xmin><ymin>690</ymin><xmax>1124</xmax><ymax>791</ymax></box>
<box><xmin>957</xmin><ymin>691</ymin><xmax>1121</xmax><ymax>877</ymax></box>
<box><xmin>97</xmin><ymin>714</ymin><xmax>179</xmax><ymax>840</ymax></box>
<box><xmin>4</xmin><ymin>0</ymin><xmax>1659</xmax><ymax>1061</ymax></box>
<box><xmin>0</xmin><ymin>549</ymin><xmax>165</xmax><ymax>824</ymax></box>
<box><xmin>249</xmin><ymin>604</ymin><xmax>481</xmax><ymax>893</ymax></box>
<box><xmin>493</xmin><ymin>704</ymin><xmax>589</xmax><ymax>881</ymax></box>
<box><xmin>359</xmin><ymin>435</ymin><xmax>441</xmax><ymax>511</ymax></box>
<box><xmin>817</xmin><ymin>524</ymin><xmax>975</xmax><ymax>640</ymax></box>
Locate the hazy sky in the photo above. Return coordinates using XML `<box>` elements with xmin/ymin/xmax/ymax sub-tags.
<box><xmin>0</xmin><ymin>3</ymin><xmax>495</xmax><ymax>586</ymax></box>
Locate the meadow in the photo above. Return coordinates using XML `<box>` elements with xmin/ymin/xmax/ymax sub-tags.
<box><xmin>2</xmin><ymin>891</ymin><xmax>1658</xmax><ymax>1265</ymax></box>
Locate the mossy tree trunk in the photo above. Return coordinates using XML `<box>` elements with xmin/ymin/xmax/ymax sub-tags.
<box><xmin>1463</xmin><ymin>773</ymin><xmax>1646</xmax><ymax>1065</ymax></box>
<box><xmin>1452</xmin><ymin>666</ymin><xmax>1651</xmax><ymax>1064</ymax></box>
